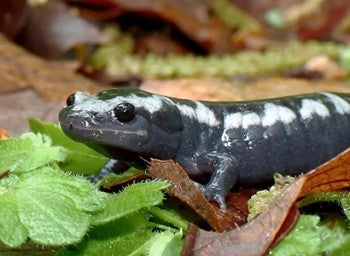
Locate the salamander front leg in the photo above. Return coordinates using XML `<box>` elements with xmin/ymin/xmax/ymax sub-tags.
<box><xmin>199</xmin><ymin>154</ymin><xmax>239</xmax><ymax>211</ymax></box>
<box><xmin>87</xmin><ymin>159</ymin><xmax>129</xmax><ymax>183</ymax></box>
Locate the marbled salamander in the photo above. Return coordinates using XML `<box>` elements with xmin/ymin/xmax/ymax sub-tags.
<box><xmin>59</xmin><ymin>88</ymin><xmax>350</xmax><ymax>209</ymax></box>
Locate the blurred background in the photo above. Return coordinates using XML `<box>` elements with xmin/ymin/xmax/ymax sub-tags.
<box><xmin>1</xmin><ymin>0</ymin><xmax>350</xmax><ymax>134</ymax></box>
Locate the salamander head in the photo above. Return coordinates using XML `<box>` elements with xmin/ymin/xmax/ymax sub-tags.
<box><xmin>59</xmin><ymin>88</ymin><xmax>182</xmax><ymax>160</ymax></box>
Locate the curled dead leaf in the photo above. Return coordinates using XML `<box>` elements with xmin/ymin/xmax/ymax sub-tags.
<box><xmin>148</xmin><ymin>159</ymin><xmax>254</xmax><ymax>231</ymax></box>
<box><xmin>182</xmin><ymin>177</ymin><xmax>305</xmax><ymax>256</ymax></box>
<box><xmin>302</xmin><ymin>148</ymin><xmax>350</xmax><ymax>194</ymax></box>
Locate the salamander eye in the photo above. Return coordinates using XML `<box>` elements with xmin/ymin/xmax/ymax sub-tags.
<box><xmin>113</xmin><ymin>102</ymin><xmax>135</xmax><ymax>122</ymax></box>
<box><xmin>66</xmin><ymin>93</ymin><xmax>75</xmax><ymax>106</ymax></box>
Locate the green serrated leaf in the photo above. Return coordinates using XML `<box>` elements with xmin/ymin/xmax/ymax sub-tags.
<box><xmin>96</xmin><ymin>167</ymin><xmax>143</xmax><ymax>187</ymax></box>
<box><xmin>17</xmin><ymin>189</ymin><xmax>90</xmax><ymax>245</ymax></box>
<box><xmin>148</xmin><ymin>207</ymin><xmax>189</xmax><ymax>232</ymax></box>
<box><xmin>0</xmin><ymin>193</ymin><xmax>28</xmax><ymax>248</ymax></box>
<box><xmin>148</xmin><ymin>230</ymin><xmax>183</xmax><ymax>256</ymax></box>
<box><xmin>270</xmin><ymin>215</ymin><xmax>350</xmax><ymax>256</ymax></box>
<box><xmin>0</xmin><ymin>167</ymin><xmax>105</xmax><ymax>247</ymax></box>
<box><xmin>17</xmin><ymin>168</ymin><xmax>106</xmax><ymax>213</ymax></box>
<box><xmin>0</xmin><ymin>133</ymin><xmax>66</xmax><ymax>174</ymax></box>
<box><xmin>297</xmin><ymin>191</ymin><xmax>350</xmax><ymax>221</ymax></box>
<box><xmin>129</xmin><ymin>230</ymin><xmax>182</xmax><ymax>256</ymax></box>
<box><xmin>329</xmin><ymin>235</ymin><xmax>350</xmax><ymax>256</ymax></box>
<box><xmin>341</xmin><ymin>197</ymin><xmax>350</xmax><ymax>220</ymax></box>
<box><xmin>56</xmin><ymin>212</ymin><xmax>158</xmax><ymax>256</ymax></box>
<box><xmin>29</xmin><ymin>119</ymin><xmax>108</xmax><ymax>174</ymax></box>
<box><xmin>92</xmin><ymin>181</ymin><xmax>170</xmax><ymax>225</ymax></box>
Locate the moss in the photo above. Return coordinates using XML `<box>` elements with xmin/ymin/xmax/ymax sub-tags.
<box><xmin>247</xmin><ymin>173</ymin><xmax>295</xmax><ymax>221</ymax></box>
<box><xmin>90</xmin><ymin>40</ymin><xmax>345</xmax><ymax>79</ymax></box>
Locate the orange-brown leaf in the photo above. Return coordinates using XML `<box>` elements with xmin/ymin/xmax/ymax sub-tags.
<box><xmin>302</xmin><ymin>148</ymin><xmax>350</xmax><ymax>194</ymax></box>
<box><xmin>148</xmin><ymin>159</ymin><xmax>252</xmax><ymax>231</ymax></box>
<box><xmin>182</xmin><ymin>177</ymin><xmax>305</xmax><ymax>256</ymax></box>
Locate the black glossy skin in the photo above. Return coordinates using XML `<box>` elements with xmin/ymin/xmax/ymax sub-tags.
<box><xmin>59</xmin><ymin>88</ymin><xmax>350</xmax><ymax>209</ymax></box>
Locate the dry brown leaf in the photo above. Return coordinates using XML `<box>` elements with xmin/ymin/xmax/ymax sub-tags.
<box><xmin>182</xmin><ymin>177</ymin><xmax>305</xmax><ymax>256</ymax></box>
<box><xmin>0</xmin><ymin>35</ymin><xmax>109</xmax><ymax>135</ymax></box>
<box><xmin>0</xmin><ymin>34</ymin><xmax>108</xmax><ymax>101</ymax></box>
<box><xmin>20</xmin><ymin>0</ymin><xmax>106</xmax><ymax>59</ymax></box>
<box><xmin>140</xmin><ymin>77</ymin><xmax>350</xmax><ymax>102</ymax></box>
<box><xmin>70</xmin><ymin>0</ymin><xmax>236</xmax><ymax>54</ymax></box>
<box><xmin>0</xmin><ymin>89</ymin><xmax>62</xmax><ymax>135</ymax></box>
<box><xmin>302</xmin><ymin>148</ymin><xmax>350</xmax><ymax>194</ymax></box>
<box><xmin>148</xmin><ymin>159</ymin><xmax>254</xmax><ymax>231</ymax></box>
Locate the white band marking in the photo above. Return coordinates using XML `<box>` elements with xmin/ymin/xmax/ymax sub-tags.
<box><xmin>322</xmin><ymin>92</ymin><xmax>350</xmax><ymax>115</ymax></box>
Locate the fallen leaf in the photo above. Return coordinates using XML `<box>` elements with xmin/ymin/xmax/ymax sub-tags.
<box><xmin>0</xmin><ymin>34</ymin><xmax>108</xmax><ymax>101</ymax></box>
<box><xmin>135</xmin><ymin>34</ymin><xmax>189</xmax><ymax>56</ymax></box>
<box><xmin>302</xmin><ymin>148</ymin><xmax>350</xmax><ymax>194</ymax></box>
<box><xmin>181</xmin><ymin>177</ymin><xmax>305</xmax><ymax>256</ymax></box>
<box><xmin>69</xmin><ymin>0</ymin><xmax>237</xmax><ymax>54</ymax></box>
<box><xmin>20</xmin><ymin>0</ymin><xmax>106</xmax><ymax>59</ymax></box>
<box><xmin>148</xmin><ymin>159</ymin><xmax>254</xmax><ymax>231</ymax></box>
<box><xmin>0</xmin><ymin>35</ymin><xmax>110</xmax><ymax>135</ymax></box>
<box><xmin>304</xmin><ymin>55</ymin><xmax>346</xmax><ymax>79</ymax></box>
<box><xmin>140</xmin><ymin>77</ymin><xmax>350</xmax><ymax>102</ymax></box>
<box><xmin>0</xmin><ymin>90</ymin><xmax>62</xmax><ymax>136</ymax></box>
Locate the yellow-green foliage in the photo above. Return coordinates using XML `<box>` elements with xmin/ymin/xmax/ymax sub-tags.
<box><xmin>90</xmin><ymin>40</ymin><xmax>344</xmax><ymax>79</ymax></box>
<box><xmin>211</xmin><ymin>0</ymin><xmax>261</xmax><ymax>31</ymax></box>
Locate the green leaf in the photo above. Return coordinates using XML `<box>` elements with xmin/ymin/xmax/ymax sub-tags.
<box><xmin>56</xmin><ymin>212</ymin><xmax>159</xmax><ymax>256</ymax></box>
<box><xmin>129</xmin><ymin>230</ymin><xmax>182</xmax><ymax>256</ymax></box>
<box><xmin>0</xmin><ymin>167</ymin><xmax>105</xmax><ymax>247</ymax></box>
<box><xmin>96</xmin><ymin>167</ymin><xmax>143</xmax><ymax>187</ymax></box>
<box><xmin>297</xmin><ymin>191</ymin><xmax>350</xmax><ymax>221</ymax></box>
<box><xmin>0</xmin><ymin>193</ymin><xmax>28</xmax><ymax>248</ymax></box>
<box><xmin>270</xmin><ymin>215</ymin><xmax>350</xmax><ymax>256</ymax></box>
<box><xmin>341</xmin><ymin>197</ymin><xmax>350</xmax><ymax>220</ymax></box>
<box><xmin>148</xmin><ymin>207</ymin><xmax>189</xmax><ymax>232</ymax></box>
<box><xmin>144</xmin><ymin>230</ymin><xmax>183</xmax><ymax>256</ymax></box>
<box><xmin>92</xmin><ymin>181</ymin><xmax>170</xmax><ymax>225</ymax></box>
<box><xmin>329</xmin><ymin>236</ymin><xmax>350</xmax><ymax>256</ymax></box>
<box><xmin>56</xmin><ymin>211</ymin><xmax>183</xmax><ymax>256</ymax></box>
<box><xmin>29</xmin><ymin>119</ymin><xmax>108</xmax><ymax>174</ymax></box>
<box><xmin>0</xmin><ymin>133</ymin><xmax>66</xmax><ymax>174</ymax></box>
